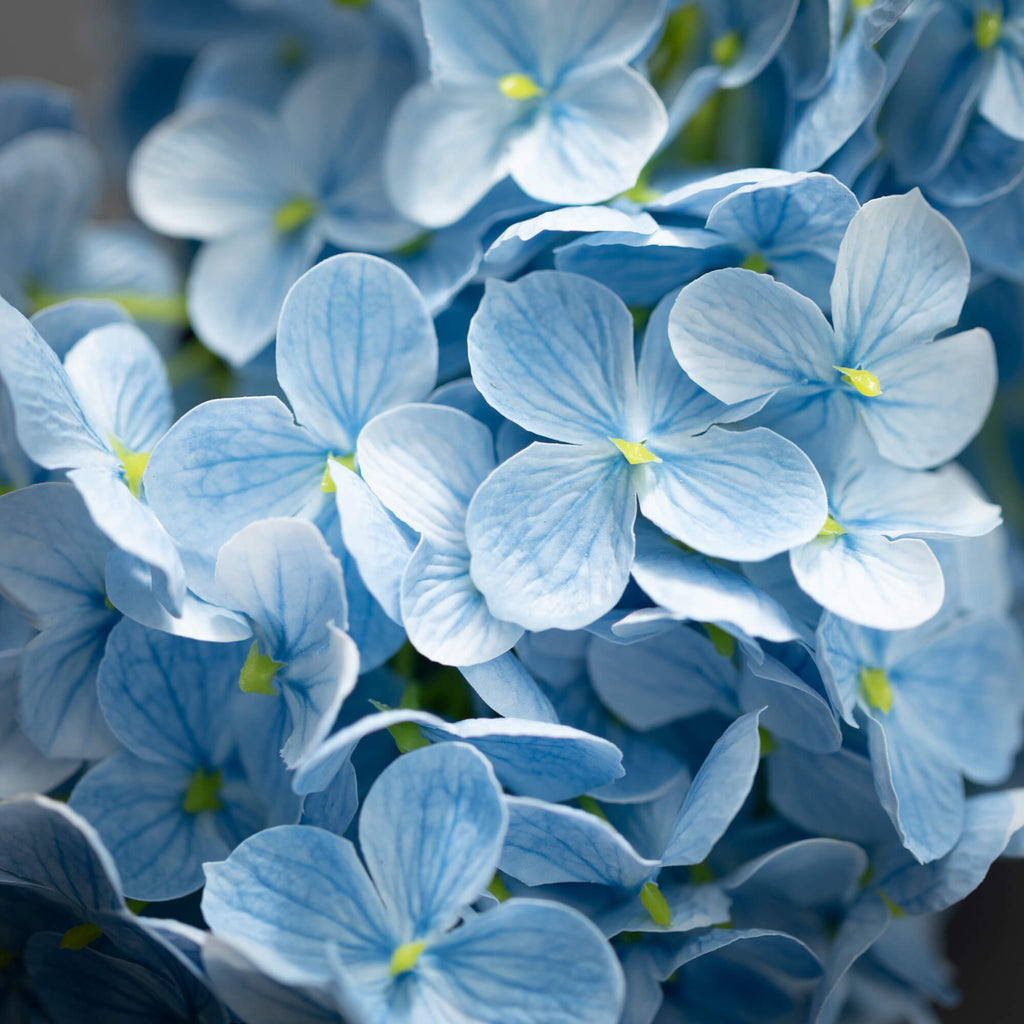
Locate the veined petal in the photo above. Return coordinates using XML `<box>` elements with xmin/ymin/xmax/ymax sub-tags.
<box><xmin>359</xmin><ymin>743</ymin><xmax>506</xmax><ymax>939</ymax></box>
<box><xmin>831</xmin><ymin>191</ymin><xmax>970</xmax><ymax>365</ymax></box>
<box><xmin>470</xmin><ymin>271</ymin><xmax>639</xmax><ymax>443</ymax></box>
<box><xmin>669</xmin><ymin>268</ymin><xmax>839</xmax><ymax>403</ymax></box>
<box><xmin>466</xmin><ymin>441</ymin><xmax>635</xmax><ymax>631</ymax></box>
<box><xmin>277</xmin><ymin>255</ymin><xmax>437</xmax><ymax>455</ymax></box>
<box><xmin>358</xmin><ymin>404</ymin><xmax>494</xmax><ymax>547</ymax></box>
<box><xmin>384</xmin><ymin>84</ymin><xmax>517</xmax><ymax>228</ymax></box>
<box><xmin>790</xmin><ymin>533</ymin><xmax>944</xmax><ymax>631</ymax></box>
<box><xmin>425</xmin><ymin>899</ymin><xmax>624</xmax><ymax>1024</ymax></box>
<box><xmin>509</xmin><ymin>66</ymin><xmax>667</xmax><ymax>206</ymax></box>
<box><xmin>457</xmin><ymin>652</ymin><xmax>559</xmax><ymax>723</ymax></box>
<box><xmin>402</xmin><ymin>539</ymin><xmax>523</xmax><ymax>666</ymax></box>
<box><xmin>203</xmin><ymin>826</ymin><xmax>394</xmax><ymax>984</ymax></box>
<box><xmin>144</xmin><ymin>396</ymin><xmax>327</xmax><ymax>566</ymax></box>
<box><xmin>978</xmin><ymin>45</ymin><xmax>1024</xmax><ymax>141</ymax></box>
<box><xmin>638</xmin><ymin>426</ymin><xmax>826</xmax><ymax>561</ymax></box>
<box><xmin>858</xmin><ymin>327</ymin><xmax>997</xmax><ymax>469</ymax></box>
<box><xmin>128</xmin><ymin>102</ymin><xmax>306</xmax><ymax>239</ymax></box>
<box><xmin>62</xmin><ymin>323</ymin><xmax>172</xmax><ymax>453</ymax></box>
<box><xmin>187</xmin><ymin>224</ymin><xmax>322</xmax><ymax>367</ymax></box>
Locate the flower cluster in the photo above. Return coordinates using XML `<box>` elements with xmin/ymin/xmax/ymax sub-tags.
<box><xmin>2</xmin><ymin>1</ymin><xmax>1024</xmax><ymax>1021</ymax></box>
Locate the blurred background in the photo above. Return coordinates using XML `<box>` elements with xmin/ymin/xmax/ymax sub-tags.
<box><xmin>1</xmin><ymin>2</ymin><xmax>1023</xmax><ymax>1020</ymax></box>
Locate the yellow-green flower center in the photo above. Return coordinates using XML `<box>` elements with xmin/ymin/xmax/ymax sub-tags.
<box><xmin>273</xmin><ymin>196</ymin><xmax>318</xmax><ymax>234</ymax></box>
<box><xmin>60</xmin><ymin>922</ymin><xmax>103</xmax><ymax>950</ymax></box>
<box><xmin>182</xmin><ymin>766</ymin><xmax>224</xmax><ymax>815</ymax></box>
<box><xmin>390</xmin><ymin>939</ymin><xmax>426</xmax><ymax>976</ymax></box>
<box><xmin>975</xmin><ymin>8</ymin><xmax>1002</xmax><ymax>49</ymax></box>
<box><xmin>609</xmin><ymin>438</ymin><xmax>662</xmax><ymax>464</ymax></box>
<box><xmin>711</xmin><ymin>30</ymin><xmax>742</xmax><ymax>66</ymax></box>
<box><xmin>859</xmin><ymin>665</ymin><xmax>893</xmax><ymax>714</ymax></box>
<box><xmin>818</xmin><ymin>514</ymin><xmax>846</xmax><ymax>537</ymax></box>
<box><xmin>108</xmin><ymin>434</ymin><xmax>150</xmax><ymax>499</ymax></box>
<box><xmin>640</xmin><ymin>881</ymin><xmax>672</xmax><ymax>926</ymax></box>
<box><xmin>239</xmin><ymin>640</ymin><xmax>284</xmax><ymax>696</ymax></box>
<box><xmin>834</xmin><ymin>365</ymin><xmax>882</xmax><ymax>397</ymax></box>
<box><xmin>320</xmin><ymin>453</ymin><xmax>356</xmax><ymax>493</ymax></box>
<box><xmin>498</xmin><ymin>73</ymin><xmax>544</xmax><ymax>100</ymax></box>
<box><xmin>740</xmin><ymin>252</ymin><xmax>768</xmax><ymax>273</ymax></box>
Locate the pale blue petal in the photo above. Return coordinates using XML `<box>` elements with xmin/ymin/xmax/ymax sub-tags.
<box><xmin>215</xmin><ymin>517</ymin><xmax>348</xmax><ymax>662</ymax></box>
<box><xmin>422</xmin><ymin>0</ymin><xmax>662</xmax><ymax>81</ymax></box>
<box><xmin>145</xmin><ymin>396</ymin><xmax>326</xmax><ymax>565</ymax></box>
<box><xmin>469</xmin><ymin>272</ymin><xmax>638</xmax><ymax>443</ymax></box>
<box><xmin>668</xmin><ymin>268</ymin><xmax>839</xmax><ymax>403</ymax></box>
<box><xmin>203</xmin><ymin>936</ymin><xmax>339</xmax><ymax>1024</ymax></box>
<box><xmin>30</xmin><ymin>298</ymin><xmax>131</xmax><ymax>359</ymax></box>
<box><xmin>203</xmin><ymin>825</ymin><xmax>394</xmax><ymax>983</ymax></box>
<box><xmin>790</xmin><ymin>533</ymin><xmax>944</xmax><ymax>631</ymax></box>
<box><xmin>714</xmin><ymin>0</ymin><xmax>801</xmax><ymax>89</ymax></box>
<box><xmin>662</xmin><ymin>927</ymin><xmax>822</xmax><ymax>982</ymax></box>
<box><xmin>979</xmin><ymin>45</ymin><xmax>1024</xmax><ymax>140</ymax></box>
<box><xmin>70</xmin><ymin>753</ymin><xmax>231</xmax><ymax>901</ymax></box>
<box><xmin>18</xmin><ymin>613</ymin><xmax>119</xmax><ymax>760</ymax></box>
<box><xmin>0</xmin><ymin>795</ymin><xmax>125</xmax><ymax>913</ymax></box>
<box><xmin>587</xmin><ymin>628</ymin><xmax>735</xmax><ymax>731</ymax></box>
<box><xmin>104</xmin><ymin>550</ymin><xmax>251</xmax><ymax>642</ymax></box>
<box><xmin>61</xmin><ymin>323</ymin><xmax>171</xmax><ymax>453</ymax></box>
<box><xmin>858</xmin><ymin>328</ymin><xmax>997</xmax><ymax>469</ymax></box>
<box><xmin>510</xmin><ymin>66</ymin><xmax>666</xmax><ymax>206</ymax></box>
<box><xmin>866</xmin><ymin>711</ymin><xmax>964</xmax><ymax>863</ymax></box>
<box><xmin>96</xmin><ymin>619</ymin><xmax>244</xmax><ymax>766</ymax></box>
<box><xmin>500</xmin><ymin>796</ymin><xmax>658</xmax><ymax>889</ymax></box>
<box><xmin>466</xmin><ymin>441</ymin><xmax>635</xmax><ymax>631</ymax></box>
<box><xmin>926</xmin><ymin>116</ymin><xmax>1024</xmax><ymax>207</ymax></box>
<box><xmin>780</xmin><ymin>35</ymin><xmax>886</xmax><ymax>171</ymax></box>
<box><xmin>358</xmin><ymin>404</ymin><xmax>493</xmax><ymax>547</ymax></box>
<box><xmin>384</xmin><ymin>84</ymin><xmax>517</xmax><ymax>228</ymax></box>
<box><xmin>359</xmin><ymin>743</ymin><xmax>506</xmax><ymax>937</ymax></box>
<box><xmin>425</xmin><ymin>898</ymin><xmax>625</xmax><ymax>1023</ymax></box>
<box><xmin>128</xmin><ymin>103</ymin><xmax>307</xmax><ymax>238</ymax></box>
<box><xmin>831</xmin><ymin>190</ymin><xmax>970</xmax><ymax>365</ymax></box>
<box><xmin>0</xmin><ymin>81</ymin><xmax>79</xmax><ymax>146</ymax></box>
<box><xmin>402</xmin><ymin>539</ymin><xmax>523</xmax><ymax>665</ymax></box>
<box><xmin>458</xmin><ymin>652</ymin><xmax>559</xmax><ymax>722</ymax></box>
<box><xmin>188</xmin><ymin>225</ymin><xmax>322</xmax><ymax>367</ymax></box>
<box><xmin>661</xmin><ymin>710</ymin><xmax>764</xmax><ymax>866</ymax></box>
<box><xmin>69</xmin><ymin>467</ymin><xmax>187</xmax><ymax>616</ymax></box>
<box><xmin>0</xmin><ymin>297</ymin><xmax>114</xmax><ymax>472</ymax></box>
<box><xmin>625</xmin><ymin>521</ymin><xmax>799</xmax><ymax>644</ymax></box>
<box><xmin>638</xmin><ymin>427</ymin><xmax>827</xmax><ymax>561</ymax></box>
<box><xmin>0</xmin><ymin>482</ymin><xmax>111</xmax><ymax>626</ymax></box>
<box><xmin>331</xmin><ymin>463</ymin><xmax>415</xmax><ymax>624</ymax></box>
<box><xmin>278</xmin><ymin>255</ymin><xmax>437</xmax><ymax>454</ymax></box>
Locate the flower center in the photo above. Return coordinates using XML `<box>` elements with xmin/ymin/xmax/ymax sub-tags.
<box><xmin>390</xmin><ymin>939</ymin><xmax>427</xmax><ymax>976</ymax></box>
<box><xmin>498</xmin><ymin>73</ymin><xmax>544</xmax><ymax>100</ymax></box>
<box><xmin>859</xmin><ymin>666</ymin><xmax>893</xmax><ymax>714</ymax></box>
<box><xmin>609</xmin><ymin>438</ymin><xmax>662</xmax><ymax>464</ymax></box>
<box><xmin>834</xmin><ymin>366</ymin><xmax>882</xmax><ymax>397</ymax></box>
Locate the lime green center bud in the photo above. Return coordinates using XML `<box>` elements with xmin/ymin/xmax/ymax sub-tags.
<box><xmin>702</xmin><ymin>623</ymin><xmax>736</xmax><ymax>658</ymax></box>
<box><xmin>125</xmin><ymin>899</ymin><xmax>148</xmax><ymax>914</ymax></box>
<box><xmin>859</xmin><ymin>665</ymin><xmax>893</xmax><ymax>714</ymax></box>
<box><xmin>818</xmin><ymin>514</ymin><xmax>846</xmax><ymax>538</ymax></box>
<box><xmin>975</xmin><ymin>8</ymin><xmax>1002</xmax><ymax>48</ymax></box>
<box><xmin>393</xmin><ymin>232</ymin><xmax>432</xmax><ymax>258</ymax></box>
<box><xmin>390</xmin><ymin>940</ymin><xmax>426</xmax><ymax>976</ymax></box>
<box><xmin>273</xmin><ymin>196</ymin><xmax>318</xmax><ymax>234</ymax></box>
<box><xmin>740</xmin><ymin>252</ymin><xmax>768</xmax><ymax>273</ymax></box>
<box><xmin>498</xmin><ymin>73</ymin><xmax>544</xmax><ymax>100</ymax></box>
<box><xmin>239</xmin><ymin>640</ymin><xmax>284</xmax><ymax>696</ymax></box>
<box><xmin>711</xmin><ymin>30</ymin><xmax>742</xmax><ymax>66</ymax></box>
<box><xmin>277</xmin><ymin>37</ymin><xmax>307</xmax><ymax>68</ymax></box>
<box><xmin>577</xmin><ymin>795</ymin><xmax>611</xmax><ymax>822</ymax></box>
<box><xmin>320</xmin><ymin>453</ymin><xmax>356</xmax><ymax>493</ymax></box>
<box><xmin>182</xmin><ymin>766</ymin><xmax>223</xmax><ymax>815</ymax></box>
<box><xmin>333</xmin><ymin>0</ymin><xmax>368</xmax><ymax>5</ymax></box>
<box><xmin>609</xmin><ymin>438</ymin><xmax>662</xmax><ymax>465</ymax></box>
<box><xmin>622</xmin><ymin>170</ymin><xmax>661</xmax><ymax>204</ymax></box>
<box><xmin>852</xmin><ymin>0</ymin><xmax>874</xmax><ymax>10</ymax></box>
<box><xmin>60</xmin><ymin>922</ymin><xmax>103</xmax><ymax>950</ymax></box>
<box><xmin>0</xmin><ymin>948</ymin><xmax>17</xmax><ymax>970</ymax></box>
<box><xmin>758</xmin><ymin>726</ymin><xmax>778</xmax><ymax>756</ymax></box>
<box><xmin>834</xmin><ymin>365</ymin><xmax>882</xmax><ymax>397</ymax></box>
<box><xmin>878</xmin><ymin>889</ymin><xmax>906</xmax><ymax>917</ymax></box>
<box><xmin>640</xmin><ymin>881</ymin><xmax>672</xmax><ymax>926</ymax></box>
<box><xmin>108</xmin><ymin>435</ymin><xmax>150</xmax><ymax>499</ymax></box>
<box><xmin>488</xmin><ymin>873</ymin><xmax>512</xmax><ymax>902</ymax></box>
<box><xmin>688</xmin><ymin>861</ymin><xmax>715</xmax><ymax>885</ymax></box>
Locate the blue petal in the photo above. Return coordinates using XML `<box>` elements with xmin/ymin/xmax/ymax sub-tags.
<box><xmin>978</xmin><ymin>43</ymin><xmax>1024</xmax><ymax>141</ymax></box>
<box><xmin>278</xmin><ymin>255</ymin><xmax>437</xmax><ymax>455</ymax></box>
<box><xmin>457</xmin><ymin>652</ymin><xmax>559</xmax><ymax>722</ymax></box>
<box><xmin>500</xmin><ymin>796</ymin><xmax>658</xmax><ymax>889</ymax></box>
<box><xmin>831</xmin><ymin>190</ymin><xmax>970</xmax><ymax>366</ymax></box>
<box><xmin>203</xmin><ymin>825</ymin><xmax>393</xmax><ymax>983</ymax></box>
<box><xmin>638</xmin><ymin>427</ymin><xmax>827</xmax><ymax>561</ymax></box>
<box><xmin>469</xmin><ymin>272</ymin><xmax>639</xmax><ymax>443</ymax></box>
<box><xmin>30</xmin><ymin>297</ymin><xmax>131</xmax><ymax>358</ymax></box>
<box><xmin>424</xmin><ymin>898</ymin><xmax>625</xmax><ymax>1023</ymax></box>
<box><xmin>669</xmin><ymin>268</ymin><xmax>840</xmax><ymax>403</ymax></box>
<box><xmin>358</xmin><ymin>403</ymin><xmax>493</xmax><ymax>547</ymax></box>
<box><xmin>466</xmin><ymin>441</ymin><xmax>635</xmax><ymax>631</ymax></box>
<box><xmin>661</xmin><ymin>710</ymin><xmax>764</xmax><ymax>866</ymax></box>
<box><xmin>145</xmin><ymin>397</ymin><xmax>326</xmax><ymax>571</ymax></box>
<box><xmin>402</xmin><ymin>538</ymin><xmax>523</xmax><ymax>665</ymax></box>
<box><xmin>359</xmin><ymin>743</ymin><xmax>506</xmax><ymax>937</ymax></box>
<box><xmin>509</xmin><ymin>66</ymin><xmax>667</xmax><ymax>206</ymax></box>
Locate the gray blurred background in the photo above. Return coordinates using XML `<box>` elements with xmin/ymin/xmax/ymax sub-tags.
<box><xmin>1</xmin><ymin>2</ymin><xmax>1023</xmax><ymax>1020</ymax></box>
